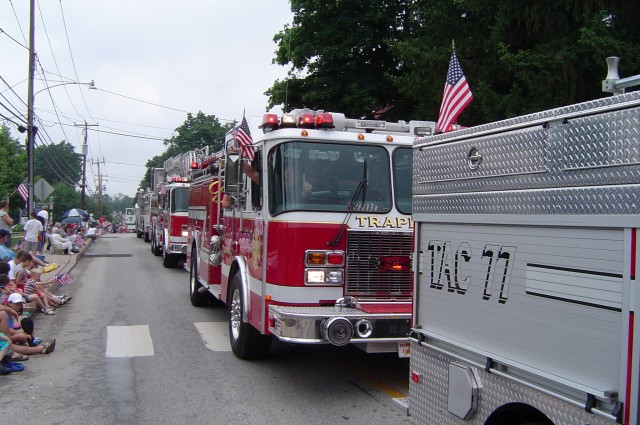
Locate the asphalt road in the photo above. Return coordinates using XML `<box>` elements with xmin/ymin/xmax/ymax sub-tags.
<box><xmin>3</xmin><ymin>233</ymin><xmax>413</xmax><ymax>425</ymax></box>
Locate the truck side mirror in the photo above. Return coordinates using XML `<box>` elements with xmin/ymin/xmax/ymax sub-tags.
<box><xmin>224</xmin><ymin>152</ymin><xmax>242</xmax><ymax>203</ymax></box>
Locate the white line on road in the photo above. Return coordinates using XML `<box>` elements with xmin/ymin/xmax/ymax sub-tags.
<box><xmin>194</xmin><ymin>322</ymin><xmax>231</xmax><ymax>352</ymax></box>
<box><xmin>106</xmin><ymin>325</ymin><xmax>155</xmax><ymax>357</ymax></box>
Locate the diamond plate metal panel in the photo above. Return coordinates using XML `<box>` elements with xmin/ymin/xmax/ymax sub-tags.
<box><xmin>413</xmin><ymin>90</ymin><xmax>640</xmax><ymax>216</ymax></box>
<box><xmin>563</xmin><ymin>108</ymin><xmax>640</xmax><ymax>170</ymax></box>
<box><xmin>413</xmin><ymin>185</ymin><xmax>640</xmax><ymax>215</ymax></box>
<box><xmin>418</xmin><ymin>126</ymin><xmax>547</xmax><ymax>184</ymax></box>
<box><xmin>409</xmin><ymin>341</ymin><xmax>614</xmax><ymax>425</ymax></box>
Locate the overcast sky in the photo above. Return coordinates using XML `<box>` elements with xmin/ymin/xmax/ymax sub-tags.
<box><xmin>1</xmin><ymin>1</ymin><xmax>293</xmax><ymax>198</ymax></box>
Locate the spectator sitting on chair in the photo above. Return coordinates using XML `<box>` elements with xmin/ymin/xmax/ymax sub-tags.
<box><xmin>49</xmin><ymin>231</ymin><xmax>74</xmax><ymax>254</ymax></box>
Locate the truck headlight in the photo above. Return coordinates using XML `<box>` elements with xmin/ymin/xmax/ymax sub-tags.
<box><xmin>305</xmin><ymin>269</ymin><xmax>343</xmax><ymax>285</ymax></box>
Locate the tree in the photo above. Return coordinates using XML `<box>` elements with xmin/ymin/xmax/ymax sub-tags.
<box><xmin>50</xmin><ymin>182</ymin><xmax>80</xmax><ymax>222</ymax></box>
<box><xmin>267</xmin><ymin>0</ymin><xmax>409</xmax><ymax>119</ymax></box>
<box><xmin>0</xmin><ymin>124</ymin><xmax>27</xmax><ymax>216</ymax></box>
<box><xmin>268</xmin><ymin>1</ymin><xmax>640</xmax><ymax>125</ymax></box>
<box><xmin>139</xmin><ymin>112</ymin><xmax>232</xmax><ymax>189</ymax></box>
<box><xmin>108</xmin><ymin>194</ymin><xmax>135</xmax><ymax>216</ymax></box>
<box><xmin>34</xmin><ymin>140</ymin><xmax>82</xmax><ymax>187</ymax></box>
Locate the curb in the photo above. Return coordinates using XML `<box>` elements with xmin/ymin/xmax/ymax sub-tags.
<box><xmin>29</xmin><ymin>238</ymin><xmax>93</xmax><ymax>316</ymax></box>
<box><xmin>47</xmin><ymin>238</ymin><xmax>93</xmax><ymax>294</ymax></box>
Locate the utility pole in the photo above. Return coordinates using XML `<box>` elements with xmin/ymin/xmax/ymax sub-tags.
<box><xmin>74</xmin><ymin>121</ymin><xmax>98</xmax><ymax>210</ymax></box>
<box><xmin>26</xmin><ymin>0</ymin><xmax>36</xmax><ymax>216</ymax></box>
<box><xmin>92</xmin><ymin>157</ymin><xmax>106</xmax><ymax>216</ymax></box>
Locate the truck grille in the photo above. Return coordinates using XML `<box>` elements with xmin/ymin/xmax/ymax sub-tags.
<box><xmin>345</xmin><ymin>230</ymin><xmax>412</xmax><ymax>299</ymax></box>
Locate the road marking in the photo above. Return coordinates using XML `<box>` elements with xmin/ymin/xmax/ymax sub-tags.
<box><xmin>358</xmin><ymin>371</ymin><xmax>408</xmax><ymax>399</ymax></box>
<box><xmin>194</xmin><ymin>322</ymin><xmax>231</xmax><ymax>352</ymax></box>
<box><xmin>106</xmin><ymin>325</ymin><xmax>154</xmax><ymax>357</ymax></box>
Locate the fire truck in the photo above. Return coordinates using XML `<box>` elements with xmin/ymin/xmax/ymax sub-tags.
<box><xmin>150</xmin><ymin>151</ymin><xmax>199</xmax><ymax>268</ymax></box>
<box><xmin>125</xmin><ymin>208</ymin><xmax>136</xmax><ymax>232</ymax></box>
<box><xmin>408</xmin><ymin>58</ymin><xmax>640</xmax><ymax>425</ymax></box>
<box><xmin>146</xmin><ymin>168</ymin><xmax>164</xmax><ymax>244</ymax></box>
<box><xmin>135</xmin><ymin>188</ymin><xmax>151</xmax><ymax>240</ymax></box>
<box><xmin>186</xmin><ymin>109</ymin><xmax>435</xmax><ymax>359</ymax></box>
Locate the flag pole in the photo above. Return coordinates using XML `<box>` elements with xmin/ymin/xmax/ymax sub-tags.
<box><xmin>452</xmin><ymin>39</ymin><xmax>455</xmax><ymax>52</ymax></box>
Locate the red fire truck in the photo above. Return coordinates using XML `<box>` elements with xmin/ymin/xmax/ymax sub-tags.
<box><xmin>186</xmin><ymin>109</ymin><xmax>435</xmax><ymax>359</ymax></box>
<box><xmin>150</xmin><ymin>151</ymin><xmax>199</xmax><ymax>268</ymax></box>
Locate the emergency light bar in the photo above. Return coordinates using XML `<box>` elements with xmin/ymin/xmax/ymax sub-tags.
<box><xmin>169</xmin><ymin>176</ymin><xmax>190</xmax><ymax>183</ymax></box>
<box><xmin>262</xmin><ymin>110</ymin><xmax>335</xmax><ymax>132</ymax></box>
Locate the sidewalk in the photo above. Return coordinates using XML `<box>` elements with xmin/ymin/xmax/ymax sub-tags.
<box><xmin>24</xmin><ymin>238</ymin><xmax>93</xmax><ymax>315</ymax></box>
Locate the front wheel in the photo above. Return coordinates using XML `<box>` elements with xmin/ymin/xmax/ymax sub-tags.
<box><xmin>152</xmin><ymin>232</ymin><xmax>162</xmax><ymax>256</ymax></box>
<box><xmin>228</xmin><ymin>274</ymin><xmax>271</xmax><ymax>359</ymax></box>
<box><xmin>162</xmin><ymin>246</ymin><xmax>178</xmax><ymax>268</ymax></box>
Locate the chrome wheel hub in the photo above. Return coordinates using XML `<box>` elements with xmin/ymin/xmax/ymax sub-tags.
<box><xmin>230</xmin><ymin>289</ymin><xmax>241</xmax><ymax>340</ymax></box>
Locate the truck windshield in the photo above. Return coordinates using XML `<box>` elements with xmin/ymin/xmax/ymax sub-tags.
<box><xmin>268</xmin><ymin>141</ymin><xmax>391</xmax><ymax>215</ymax></box>
<box><xmin>394</xmin><ymin>147</ymin><xmax>413</xmax><ymax>214</ymax></box>
<box><xmin>171</xmin><ymin>187</ymin><xmax>189</xmax><ymax>213</ymax></box>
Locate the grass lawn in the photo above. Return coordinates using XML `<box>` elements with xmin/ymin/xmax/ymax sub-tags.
<box><xmin>10</xmin><ymin>232</ymin><xmax>23</xmax><ymax>249</ymax></box>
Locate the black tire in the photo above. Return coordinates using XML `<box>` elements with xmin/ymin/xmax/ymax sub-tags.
<box><xmin>228</xmin><ymin>273</ymin><xmax>271</xmax><ymax>359</ymax></box>
<box><xmin>189</xmin><ymin>251</ymin><xmax>209</xmax><ymax>306</ymax></box>
<box><xmin>152</xmin><ymin>232</ymin><xmax>162</xmax><ymax>256</ymax></box>
<box><xmin>136</xmin><ymin>230</ymin><xmax>143</xmax><ymax>238</ymax></box>
<box><xmin>143</xmin><ymin>231</ymin><xmax>150</xmax><ymax>243</ymax></box>
<box><xmin>162</xmin><ymin>249</ymin><xmax>178</xmax><ymax>268</ymax></box>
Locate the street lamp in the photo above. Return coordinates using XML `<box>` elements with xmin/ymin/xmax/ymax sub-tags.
<box><xmin>33</xmin><ymin>80</ymin><xmax>96</xmax><ymax>97</ymax></box>
<box><xmin>26</xmin><ymin>80</ymin><xmax>96</xmax><ymax>214</ymax></box>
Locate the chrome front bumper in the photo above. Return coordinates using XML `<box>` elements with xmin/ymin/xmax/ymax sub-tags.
<box><xmin>268</xmin><ymin>305</ymin><xmax>410</xmax><ymax>345</ymax></box>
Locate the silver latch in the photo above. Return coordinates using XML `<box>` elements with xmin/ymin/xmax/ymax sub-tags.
<box><xmin>467</xmin><ymin>147</ymin><xmax>483</xmax><ymax>170</ymax></box>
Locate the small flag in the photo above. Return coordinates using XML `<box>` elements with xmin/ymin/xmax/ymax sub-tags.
<box><xmin>159</xmin><ymin>184</ymin><xmax>167</xmax><ymax>195</ymax></box>
<box><xmin>54</xmin><ymin>272</ymin><xmax>74</xmax><ymax>285</ymax></box>
<box><xmin>435</xmin><ymin>51</ymin><xmax>473</xmax><ymax>133</ymax></box>
<box><xmin>17</xmin><ymin>181</ymin><xmax>28</xmax><ymax>203</ymax></box>
<box><xmin>234</xmin><ymin>116</ymin><xmax>254</xmax><ymax>161</ymax></box>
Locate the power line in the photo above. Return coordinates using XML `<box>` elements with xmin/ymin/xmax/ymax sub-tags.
<box><xmin>0</xmin><ymin>75</ymin><xmax>28</xmax><ymax>108</ymax></box>
<box><xmin>106</xmin><ymin>161</ymin><xmax>145</xmax><ymax>167</ymax></box>
<box><xmin>92</xmin><ymin>87</ymin><xmax>198</xmax><ymax>115</ymax></box>
<box><xmin>0</xmin><ymin>27</ymin><xmax>28</xmax><ymax>49</ymax></box>
<box><xmin>0</xmin><ymin>99</ymin><xmax>27</xmax><ymax>124</ymax></box>
<box><xmin>7</xmin><ymin>0</ymin><xmax>28</xmax><ymax>45</ymax></box>
<box><xmin>87</xmin><ymin>127</ymin><xmax>168</xmax><ymax>141</ymax></box>
<box><xmin>0</xmin><ymin>112</ymin><xmax>25</xmax><ymax>128</ymax></box>
<box><xmin>57</xmin><ymin>1</ymin><xmax>97</xmax><ymax>124</ymax></box>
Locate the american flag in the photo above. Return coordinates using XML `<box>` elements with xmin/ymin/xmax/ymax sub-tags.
<box><xmin>17</xmin><ymin>180</ymin><xmax>28</xmax><ymax>203</ymax></box>
<box><xmin>435</xmin><ymin>52</ymin><xmax>473</xmax><ymax>133</ymax></box>
<box><xmin>54</xmin><ymin>272</ymin><xmax>74</xmax><ymax>285</ymax></box>
<box><xmin>234</xmin><ymin>116</ymin><xmax>254</xmax><ymax>161</ymax></box>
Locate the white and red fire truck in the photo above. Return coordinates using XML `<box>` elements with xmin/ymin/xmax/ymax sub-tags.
<box><xmin>408</xmin><ymin>58</ymin><xmax>640</xmax><ymax>424</ymax></box>
<box><xmin>135</xmin><ymin>188</ymin><xmax>151</xmax><ymax>241</ymax></box>
<box><xmin>150</xmin><ymin>151</ymin><xmax>200</xmax><ymax>268</ymax></box>
<box><xmin>186</xmin><ymin>109</ymin><xmax>435</xmax><ymax>359</ymax></box>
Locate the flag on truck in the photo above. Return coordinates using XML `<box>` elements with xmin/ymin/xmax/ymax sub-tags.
<box><xmin>435</xmin><ymin>51</ymin><xmax>473</xmax><ymax>133</ymax></box>
<box><xmin>17</xmin><ymin>180</ymin><xmax>28</xmax><ymax>203</ymax></box>
<box><xmin>233</xmin><ymin>115</ymin><xmax>254</xmax><ymax>161</ymax></box>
